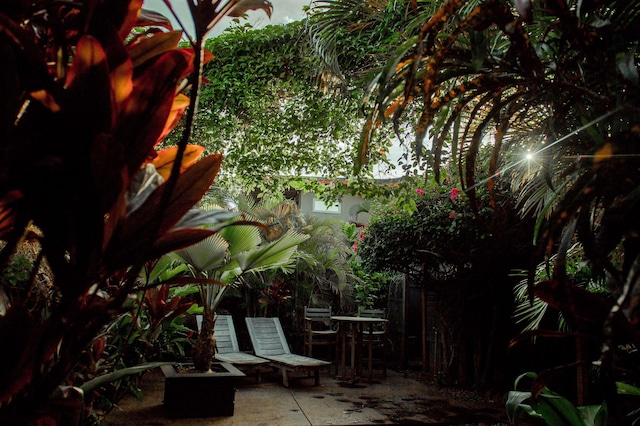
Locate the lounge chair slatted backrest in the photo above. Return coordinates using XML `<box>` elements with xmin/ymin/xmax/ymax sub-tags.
<box><xmin>245</xmin><ymin>317</ymin><xmax>330</xmax><ymax>387</ymax></box>
<box><xmin>197</xmin><ymin>314</ymin><xmax>270</xmax><ymax>382</ymax></box>
<box><xmin>213</xmin><ymin>314</ymin><xmax>237</xmax><ymax>354</ymax></box>
<box><xmin>247</xmin><ymin>317</ymin><xmax>291</xmax><ymax>356</ymax></box>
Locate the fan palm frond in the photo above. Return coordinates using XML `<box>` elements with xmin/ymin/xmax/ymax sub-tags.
<box><xmin>220</xmin><ymin>224</ymin><xmax>262</xmax><ymax>256</ymax></box>
<box><xmin>174</xmin><ymin>233</ymin><xmax>229</xmax><ymax>272</ymax></box>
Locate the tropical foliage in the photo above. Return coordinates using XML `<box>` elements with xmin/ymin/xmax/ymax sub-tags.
<box><xmin>171</xmin><ymin>212</ymin><xmax>308</xmax><ymax>372</ymax></box>
<box><xmin>164</xmin><ymin>20</ymin><xmax>393</xmax><ymax>199</ymax></box>
<box><xmin>507</xmin><ymin>372</ymin><xmax>609</xmax><ymax>426</ymax></box>
<box><xmin>512</xmin><ymin>244</ymin><xmax>610</xmax><ymax>335</ymax></box>
<box><xmin>358</xmin><ymin>178</ymin><xmax>525</xmax><ymax>277</ymax></box>
<box><xmin>77</xmin><ymin>279</ymin><xmax>197</xmax><ymax>422</ymax></box>
<box><xmin>344</xmin><ymin>222</ymin><xmax>396</xmax><ymax>310</ymax></box>
<box><xmin>312</xmin><ymin>0</ymin><xmax>640</xmax><ymax>414</ymax></box>
<box><xmin>221</xmin><ymin>196</ymin><xmax>358</xmax><ymax>315</ymax></box>
<box><xmin>357</xmin><ymin>176</ymin><xmax>532</xmax><ymax>385</ymax></box>
<box><xmin>0</xmin><ymin>0</ymin><xmax>271</xmax><ymax>423</ymax></box>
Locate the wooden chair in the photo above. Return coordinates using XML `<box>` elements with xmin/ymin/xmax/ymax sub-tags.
<box><xmin>245</xmin><ymin>317</ymin><xmax>330</xmax><ymax>387</ymax></box>
<box><xmin>358</xmin><ymin>308</ymin><xmax>389</xmax><ymax>376</ymax></box>
<box><xmin>303</xmin><ymin>306</ymin><xmax>339</xmax><ymax>367</ymax></box>
<box><xmin>196</xmin><ymin>315</ymin><xmax>270</xmax><ymax>382</ymax></box>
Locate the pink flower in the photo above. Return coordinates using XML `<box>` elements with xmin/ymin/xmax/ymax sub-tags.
<box><xmin>416</xmin><ymin>189</ymin><xmax>425</xmax><ymax>195</ymax></box>
<box><xmin>450</xmin><ymin>188</ymin><xmax>461</xmax><ymax>202</ymax></box>
<box><xmin>449</xmin><ymin>212</ymin><xmax>458</xmax><ymax>219</ymax></box>
<box><xmin>352</xmin><ymin>242</ymin><xmax>358</xmax><ymax>252</ymax></box>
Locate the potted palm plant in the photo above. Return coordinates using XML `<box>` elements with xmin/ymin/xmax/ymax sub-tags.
<box><xmin>160</xmin><ymin>217</ymin><xmax>308</xmax><ymax>418</ymax></box>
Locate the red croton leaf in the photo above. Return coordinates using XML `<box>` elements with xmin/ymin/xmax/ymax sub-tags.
<box><xmin>110</xmin><ymin>54</ymin><xmax>134</xmax><ymax>120</ymax></box>
<box><xmin>150</xmin><ymin>153</ymin><xmax>223</xmax><ymax>234</ymax></box>
<box><xmin>104</xmin><ymin>154</ymin><xmax>223</xmax><ymax>271</ymax></box>
<box><xmin>118</xmin><ymin>48</ymin><xmax>194</xmax><ymax>177</ymax></box>
<box><xmin>0</xmin><ymin>190</ymin><xmax>22</xmax><ymax>239</ymax></box>
<box><xmin>144</xmin><ymin>284</ymin><xmax>195</xmax><ymax>329</ymax></box>
<box><xmin>92</xmin><ymin>337</ymin><xmax>106</xmax><ymax>361</ymax></box>
<box><xmin>144</xmin><ymin>284</ymin><xmax>169</xmax><ymax>326</ymax></box>
<box><xmin>116</xmin><ymin>0</ymin><xmax>144</xmax><ymax>40</ymax></box>
<box><xmin>65</xmin><ymin>35</ymin><xmax>113</xmax><ymax>134</ymax></box>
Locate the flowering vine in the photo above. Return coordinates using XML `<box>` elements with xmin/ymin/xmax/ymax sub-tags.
<box><xmin>450</xmin><ymin>187</ymin><xmax>461</xmax><ymax>202</ymax></box>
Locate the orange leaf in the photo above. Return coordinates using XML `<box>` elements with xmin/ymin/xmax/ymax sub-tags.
<box><xmin>29</xmin><ymin>90</ymin><xmax>61</xmax><ymax>112</ymax></box>
<box><xmin>117</xmin><ymin>0</ymin><xmax>144</xmax><ymax>40</ymax></box>
<box><xmin>203</xmin><ymin>49</ymin><xmax>214</xmax><ymax>65</ymax></box>
<box><xmin>118</xmin><ymin>49</ymin><xmax>193</xmax><ymax>176</ymax></box>
<box><xmin>151</xmin><ymin>144</ymin><xmax>205</xmax><ymax>181</ymax></box>
<box><xmin>110</xmin><ymin>57</ymin><xmax>134</xmax><ymax>118</ymax></box>
<box><xmin>384</xmin><ymin>98</ymin><xmax>402</xmax><ymax>119</ymax></box>
<box><xmin>65</xmin><ymin>36</ymin><xmax>107</xmax><ymax>89</ymax></box>
<box><xmin>155</xmin><ymin>93</ymin><xmax>190</xmax><ymax>146</ymax></box>
<box><xmin>154</xmin><ymin>153</ymin><xmax>223</xmax><ymax>233</ymax></box>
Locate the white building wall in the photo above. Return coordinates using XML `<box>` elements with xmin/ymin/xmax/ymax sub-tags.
<box><xmin>299</xmin><ymin>192</ymin><xmax>371</xmax><ymax>225</ymax></box>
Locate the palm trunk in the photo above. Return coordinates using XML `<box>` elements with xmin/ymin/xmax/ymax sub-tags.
<box><xmin>193</xmin><ymin>311</ymin><xmax>216</xmax><ymax>372</ymax></box>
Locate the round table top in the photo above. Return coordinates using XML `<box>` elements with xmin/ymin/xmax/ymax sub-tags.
<box><xmin>330</xmin><ymin>315</ymin><xmax>388</xmax><ymax>322</ymax></box>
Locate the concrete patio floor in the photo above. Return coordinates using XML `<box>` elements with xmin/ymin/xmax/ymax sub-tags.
<box><xmin>102</xmin><ymin>366</ymin><xmax>508</xmax><ymax>425</ymax></box>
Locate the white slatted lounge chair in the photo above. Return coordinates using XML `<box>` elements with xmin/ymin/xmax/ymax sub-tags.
<box><xmin>196</xmin><ymin>315</ymin><xmax>270</xmax><ymax>382</ymax></box>
<box><xmin>245</xmin><ymin>317</ymin><xmax>330</xmax><ymax>387</ymax></box>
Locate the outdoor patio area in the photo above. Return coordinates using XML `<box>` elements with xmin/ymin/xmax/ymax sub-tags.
<box><xmin>102</xmin><ymin>367</ymin><xmax>508</xmax><ymax>425</ymax></box>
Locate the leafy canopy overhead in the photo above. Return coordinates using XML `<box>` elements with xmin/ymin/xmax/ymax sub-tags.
<box><xmin>165</xmin><ymin>20</ymin><xmax>399</xmax><ymax>201</ymax></box>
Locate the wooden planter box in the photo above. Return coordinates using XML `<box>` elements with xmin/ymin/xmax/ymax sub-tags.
<box><xmin>161</xmin><ymin>362</ymin><xmax>245</xmax><ymax>418</ymax></box>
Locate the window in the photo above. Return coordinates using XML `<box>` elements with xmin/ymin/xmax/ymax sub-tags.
<box><xmin>312</xmin><ymin>198</ymin><xmax>341</xmax><ymax>214</ymax></box>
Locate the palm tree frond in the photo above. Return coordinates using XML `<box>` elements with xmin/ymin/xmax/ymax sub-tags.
<box><xmin>220</xmin><ymin>224</ymin><xmax>262</xmax><ymax>256</ymax></box>
<box><xmin>175</xmin><ymin>234</ymin><xmax>229</xmax><ymax>272</ymax></box>
<box><xmin>236</xmin><ymin>230</ymin><xmax>309</xmax><ymax>272</ymax></box>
